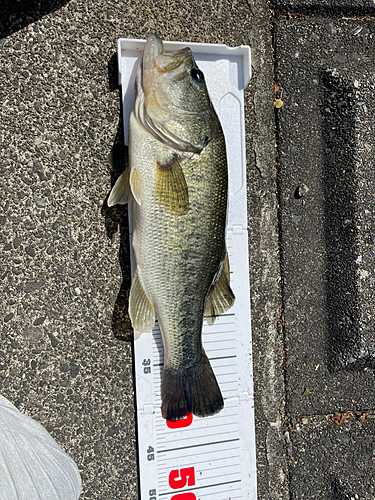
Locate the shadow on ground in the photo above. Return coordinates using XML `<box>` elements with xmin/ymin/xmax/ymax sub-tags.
<box><xmin>0</xmin><ymin>0</ymin><xmax>70</xmax><ymax>38</ymax></box>
<box><xmin>321</xmin><ymin>73</ymin><xmax>360</xmax><ymax>372</ymax></box>
<box><xmin>101</xmin><ymin>52</ymin><xmax>132</xmax><ymax>341</ymax></box>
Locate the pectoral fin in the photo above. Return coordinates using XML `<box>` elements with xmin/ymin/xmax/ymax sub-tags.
<box><xmin>205</xmin><ymin>253</ymin><xmax>235</xmax><ymax>325</ymax></box>
<box><xmin>129</xmin><ymin>268</ymin><xmax>155</xmax><ymax>333</ymax></box>
<box><xmin>129</xmin><ymin>166</ymin><xmax>142</xmax><ymax>205</ymax></box>
<box><xmin>155</xmin><ymin>155</ymin><xmax>189</xmax><ymax>212</ymax></box>
<box><xmin>108</xmin><ymin>168</ymin><xmax>131</xmax><ymax>207</ymax></box>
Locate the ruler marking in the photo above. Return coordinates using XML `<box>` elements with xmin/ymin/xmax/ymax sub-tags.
<box><xmin>209</xmin><ymin>355</ymin><xmax>237</xmax><ymax>360</ymax></box>
<box><xmin>198</xmin><ymin>490</ymin><xmax>242</xmax><ymax>499</ymax></box>
<box><xmin>204</xmin><ymin>338</ymin><xmax>237</xmax><ymax>343</ymax></box>
<box><xmin>155</xmin><ymin>408</ymin><xmax>240</xmax><ymax>425</ymax></box>
<box><xmin>155</xmin><ymin>410</ymin><xmax>240</xmax><ymax>430</ymax></box>
<box><xmin>158</xmin><ymin>431</ymin><xmax>239</xmax><ymax>449</ymax></box>
<box><xmin>201</xmin><ymin>469</ymin><xmax>242</xmax><ymax>479</ymax></box>
<box><xmin>162</xmin><ymin>420</ymin><xmax>240</xmax><ymax>434</ymax></box>
<box><xmin>158</xmin><ymin>433</ymin><xmax>240</xmax><ymax>451</ymax></box>
<box><xmin>205</xmin><ymin>313</ymin><xmax>235</xmax><ymax>318</ymax></box>
<box><xmin>158</xmin><ymin>479</ymin><xmax>242</xmax><ymax>496</ymax></box>
<box><xmin>206</xmin><ymin>346</ymin><xmax>237</xmax><ymax>351</ymax></box>
<box><xmin>199</xmin><ymin>459</ymin><xmax>242</xmax><ymax>470</ymax></box>
<box><xmin>152</xmin><ymin>355</ymin><xmax>237</xmax><ymax>369</ymax></box>
<box><xmin>203</xmin><ymin>321</ymin><xmax>235</xmax><ymax>327</ymax></box>
<box><xmin>158</xmin><ymin>454</ymin><xmax>241</xmax><ymax>471</ymax></box>
<box><xmin>157</xmin><ymin>438</ymin><xmax>239</xmax><ymax>454</ymax></box>
<box><xmin>203</xmin><ymin>330</ymin><xmax>236</xmax><ymax>335</ymax></box>
<box><xmin>156</xmin><ymin>420</ymin><xmax>239</xmax><ymax>435</ymax></box>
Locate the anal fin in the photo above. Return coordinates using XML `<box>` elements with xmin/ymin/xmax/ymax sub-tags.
<box><xmin>155</xmin><ymin>155</ymin><xmax>188</xmax><ymax>212</ymax></box>
<box><xmin>205</xmin><ymin>253</ymin><xmax>235</xmax><ymax>325</ymax></box>
<box><xmin>129</xmin><ymin>269</ymin><xmax>155</xmax><ymax>334</ymax></box>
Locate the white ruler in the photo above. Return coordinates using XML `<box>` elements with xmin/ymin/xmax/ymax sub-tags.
<box><xmin>117</xmin><ymin>37</ymin><xmax>256</xmax><ymax>500</ymax></box>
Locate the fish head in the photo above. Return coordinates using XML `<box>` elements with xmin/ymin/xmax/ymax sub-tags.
<box><xmin>135</xmin><ymin>34</ymin><xmax>219</xmax><ymax>153</ymax></box>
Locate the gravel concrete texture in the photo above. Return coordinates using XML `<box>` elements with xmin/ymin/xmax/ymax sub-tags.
<box><xmin>0</xmin><ymin>0</ymin><xmax>284</xmax><ymax>499</ymax></box>
<box><xmin>274</xmin><ymin>14</ymin><xmax>375</xmax><ymax>415</ymax></box>
<box><xmin>273</xmin><ymin>10</ymin><xmax>375</xmax><ymax>499</ymax></box>
<box><xmin>286</xmin><ymin>414</ymin><xmax>375</xmax><ymax>499</ymax></box>
<box><xmin>270</xmin><ymin>0</ymin><xmax>375</xmax><ymax>16</ymax></box>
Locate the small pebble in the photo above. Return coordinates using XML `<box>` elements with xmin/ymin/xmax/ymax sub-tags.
<box><xmin>25</xmin><ymin>246</ymin><xmax>36</xmax><ymax>257</ymax></box>
<box><xmin>23</xmin><ymin>327</ymin><xmax>43</xmax><ymax>343</ymax></box>
<box><xmin>295</xmin><ymin>184</ymin><xmax>309</xmax><ymax>198</ymax></box>
<box><xmin>4</xmin><ymin>313</ymin><xmax>14</xmax><ymax>323</ymax></box>
<box><xmin>13</xmin><ymin>237</ymin><xmax>22</xmax><ymax>249</ymax></box>
<box><xmin>33</xmin><ymin>194</ymin><xmax>46</xmax><ymax>208</ymax></box>
<box><xmin>56</xmin><ymin>393</ymin><xmax>64</xmax><ymax>404</ymax></box>
<box><xmin>74</xmin><ymin>287</ymin><xmax>81</xmax><ymax>296</ymax></box>
<box><xmin>337</xmin><ymin>101</ymin><xmax>347</xmax><ymax>109</ymax></box>
<box><xmin>339</xmin><ymin>434</ymin><xmax>350</xmax><ymax>445</ymax></box>
<box><xmin>24</xmin><ymin>220</ymin><xmax>36</xmax><ymax>230</ymax></box>
<box><xmin>60</xmin><ymin>363</ymin><xmax>69</xmax><ymax>373</ymax></box>
<box><xmin>325</xmin><ymin>23</ymin><xmax>337</xmax><ymax>36</ymax></box>
<box><xmin>48</xmin><ymin>332</ymin><xmax>59</xmax><ymax>348</ymax></box>
<box><xmin>33</xmin><ymin>317</ymin><xmax>45</xmax><ymax>326</ymax></box>
<box><xmin>70</xmin><ymin>362</ymin><xmax>80</xmax><ymax>378</ymax></box>
<box><xmin>24</xmin><ymin>282</ymin><xmax>44</xmax><ymax>293</ymax></box>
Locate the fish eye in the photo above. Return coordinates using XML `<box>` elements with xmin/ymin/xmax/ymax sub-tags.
<box><xmin>190</xmin><ymin>68</ymin><xmax>205</xmax><ymax>85</ymax></box>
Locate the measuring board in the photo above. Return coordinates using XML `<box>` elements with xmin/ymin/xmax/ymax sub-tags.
<box><xmin>117</xmin><ymin>37</ymin><xmax>256</xmax><ymax>500</ymax></box>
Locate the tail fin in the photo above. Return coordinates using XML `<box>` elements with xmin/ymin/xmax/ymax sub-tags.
<box><xmin>161</xmin><ymin>354</ymin><xmax>224</xmax><ymax>421</ymax></box>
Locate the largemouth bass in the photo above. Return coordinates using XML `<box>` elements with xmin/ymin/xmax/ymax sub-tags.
<box><xmin>108</xmin><ymin>34</ymin><xmax>235</xmax><ymax>421</ymax></box>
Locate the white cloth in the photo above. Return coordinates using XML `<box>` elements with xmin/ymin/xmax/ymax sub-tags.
<box><xmin>0</xmin><ymin>395</ymin><xmax>81</xmax><ymax>500</ymax></box>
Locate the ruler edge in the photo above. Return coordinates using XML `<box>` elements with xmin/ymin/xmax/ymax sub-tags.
<box><xmin>117</xmin><ymin>37</ymin><xmax>257</xmax><ymax>500</ymax></box>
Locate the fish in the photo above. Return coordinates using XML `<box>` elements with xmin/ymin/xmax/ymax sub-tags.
<box><xmin>108</xmin><ymin>34</ymin><xmax>235</xmax><ymax>421</ymax></box>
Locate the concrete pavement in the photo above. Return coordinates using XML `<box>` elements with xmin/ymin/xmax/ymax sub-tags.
<box><xmin>1</xmin><ymin>0</ymin><xmax>375</xmax><ymax>498</ymax></box>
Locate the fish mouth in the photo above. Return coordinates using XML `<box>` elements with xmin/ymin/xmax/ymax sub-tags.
<box><xmin>134</xmin><ymin>34</ymin><xmax>206</xmax><ymax>153</ymax></box>
<box><xmin>143</xmin><ymin>34</ymin><xmax>164</xmax><ymax>72</ymax></box>
<box><xmin>143</xmin><ymin>35</ymin><xmax>191</xmax><ymax>85</ymax></box>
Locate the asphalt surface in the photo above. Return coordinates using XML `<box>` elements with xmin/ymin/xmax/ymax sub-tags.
<box><xmin>1</xmin><ymin>0</ymin><xmax>375</xmax><ymax>499</ymax></box>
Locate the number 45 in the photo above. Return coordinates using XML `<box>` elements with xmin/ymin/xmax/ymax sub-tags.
<box><xmin>147</xmin><ymin>446</ymin><xmax>154</xmax><ymax>461</ymax></box>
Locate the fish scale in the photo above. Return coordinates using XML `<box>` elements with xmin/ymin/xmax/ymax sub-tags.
<box><xmin>136</xmin><ymin>136</ymin><xmax>228</xmax><ymax>370</ymax></box>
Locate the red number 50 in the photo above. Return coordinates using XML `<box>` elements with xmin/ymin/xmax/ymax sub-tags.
<box><xmin>169</xmin><ymin>467</ymin><xmax>195</xmax><ymax>489</ymax></box>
